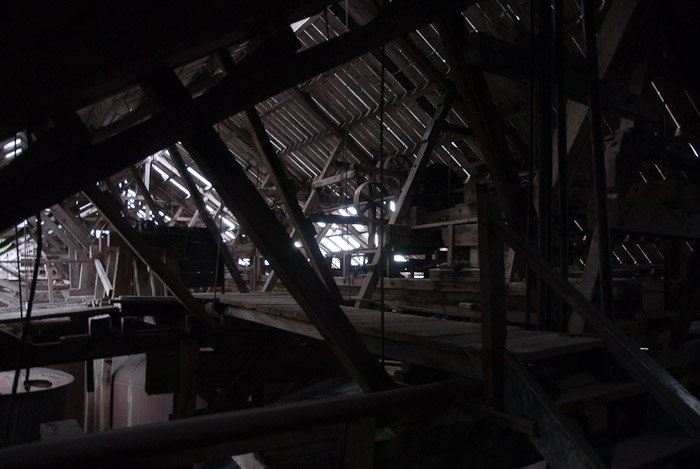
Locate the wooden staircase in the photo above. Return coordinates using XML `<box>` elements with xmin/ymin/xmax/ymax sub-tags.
<box><xmin>505</xmin><ymin>345</ymin><xmax>700</xmax><ymax>468</ymax></box>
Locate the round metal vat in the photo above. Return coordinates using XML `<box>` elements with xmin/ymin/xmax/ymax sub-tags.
<box><xmin>0</xmin><ymin>367</ymin><xmax>74</xmax><ymax>442</ymax></box>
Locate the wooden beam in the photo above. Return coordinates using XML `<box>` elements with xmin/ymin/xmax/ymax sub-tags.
<box><xmin>127</xmin><ymin>166</ymin><xmax>165</xmax><ymax>224</ymax></box>
<box><xmin>262</xmin><ymin>139</ymin><xmax>346</xmax><ymax>292</ymax></box>
<box><xmin>289</xmin><ymin>87</ymin><xmax>374</xmax><ymax>165</ymax></box>
<box><xmin>84</xmin><ymin>186</ymin><xmax>220</xmax><ymax>334</ymax></box>
<box><xmin>556</xmin><ymin>0</ymin><xmax>654</xmax><ymax>187</ymax></box>
<box><xmin>438</xmin><ymin>15</ymin><xmax>526</xmax><ymax>235</ymax></box>
<box><xmin>173</xmin><ymin>339</ymin><xmax>198</xmax><ymax>419</ymax></box>
<box><xmin>241</xmin><ymin>101</ymin><xmax>343</xmax><ymax>302</ymax></box>
<box><xmin>169</xmin><ymin>146</ymin><xmax>249</xmax><ymax>293</ymax></box>
<box><xmin>478</xmin><ymin>189</ymin><xmax>506</xmax><ymax>409</ymax></box>
<box><xmin>355</xmin><ymin>95</ymin><xmax>453</xmax><ymax>307</ymax></box>
<box><xmin>0</xmin><ymin>0</ymin><xmax>475</xmax><ymax>230</ymax></box>
<box><xmin>568</xmin><ymin>229</ymin><xmax>599</xmax><ymax>334</ymax></box>
<box><xmin>142</xmin><ymin>68</ymin><xmax>394</xmax><ymax>392</ymax></box>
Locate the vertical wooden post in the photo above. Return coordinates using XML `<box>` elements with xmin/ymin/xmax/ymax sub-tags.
<box><xmin>478</xmin><ymin>188</ymin><xmax>506</xmax><ymax>409</ymax></box>
<box><xmin>447</xmin><ymin>224</ymin><xmax>456</xmax><ymax>265</ymax></box>
<box><xmin>173</xmin><ymin>339</ymin><xmax>198</xmax><ymax>420</ymax></box>
<box><xmin>337</xmin><ymin>417</ymin><xmax>376</xmax><ymax>469</ymax></box>
<box><xmin>46</xmin><ymin>262</ymin><xmax>55</xmax><ymax>303</ymax></box>
<box><xmin>97</xmin><ymin>358</ymin><xmax>112</xmax><ymax>431</ymax></box>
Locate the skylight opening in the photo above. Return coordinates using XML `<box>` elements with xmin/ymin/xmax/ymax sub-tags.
<box><xmin>187</xmin><ymin>166</ymin><xmax>212</xmax><ymax>189</ymax></box>
<box><xmin>3</xmin><ymin>139</ymin><xmax>21</xmax><ymax>150</ymax></box>
<box><xmin>651</xmin><ymin>81</ymin><xmax>681</xmax><ymax>130</ymax></box>
<box><xmin>152</xmin><ymin>164</ymin><xmax>170</xmax><ymax>181</ymax></box>
<box><xmin>291</xmin><ymin>17</ymin><xmax>310</xmax><ymax>32</ymax></box>
<box><xmin>169</xmin><ymin>179</ymin><xmax>191</xmax><ymax>198</ymax></box>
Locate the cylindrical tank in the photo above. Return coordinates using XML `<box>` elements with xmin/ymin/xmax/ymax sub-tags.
<box><xmin>111</xmin><ymin>355</ymin><xmax>173</xmax><ymax>428</ymax></box>
<box><xmin>0</xmin><ymin>367</ymin><xmax>74</xmax><ymax>442</ymax></box>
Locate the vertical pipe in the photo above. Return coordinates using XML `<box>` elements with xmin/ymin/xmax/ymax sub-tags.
<box><xmin>525</xmin><ymin>0</ymin><xmax>537</xmax><ymax>330</ymax></box>
<box><xmin>525</xmin><ymin>0</ymin><xmax>537</xmax><ymax>329</ymax></box>
<box><xmin>536</xmin><ymin>0</ymin><xmax>552</xmax><ymax>330</ymax></box>
<box><xmin>554</xmin><ymin>0</ymin><xmax>569</xmax><ymax>331</ymax></box>
<box><xmin>581</xmin><ymin>0</ymin><xmax>614</xmax><ymax>319</ymax></box>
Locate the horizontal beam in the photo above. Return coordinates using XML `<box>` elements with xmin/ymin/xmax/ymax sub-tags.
<box><xmin>0</xmin><ymin>379</ymin><xmax>478</xmax><ymax>468</ymax></box>
<box><xmin>0</xmin><ymin>0</ymin><xmax>474</xmax><ymax>231</ymax></box>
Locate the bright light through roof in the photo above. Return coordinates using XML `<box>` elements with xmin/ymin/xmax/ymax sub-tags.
<box><xmin>187</xmin><ymin>166</ymin><xmax>212</xmax><ymax>188</ymax></box>
<box><xmin>3</xmin><ymin>139</ymin><xmax>21</xmax><ymax>150</ymax></box>
<box><xmin>169</xmin><ymin>179</ymin><xmax>191</xmax><ymax>197</ymax></box>
<box><xmin>290</xmin><ymin>17</ymin><xmax>309</xmax><ymax>32</ymax></box>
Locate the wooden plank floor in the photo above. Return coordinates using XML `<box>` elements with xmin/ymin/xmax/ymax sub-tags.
<box><xmin>213</xmin><ymin>293</ymin><xmax>602</xmax><ymax>378</ymax></box>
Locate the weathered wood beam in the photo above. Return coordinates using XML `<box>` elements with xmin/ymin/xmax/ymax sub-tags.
<box><xmin>478</xmin><ymin>189</ymin><xmax>506</xmax><ymax>409</ymax></box>
<box><xmin>557</xmin><ymin>0</ymin><xmax>654</xmax><ymax>186</ymax></box>
<box><xmin>84</xmin><ymin>186</ymin><xmax>220</xmax><ymax>334</ymax></box>
<box><xmin>438</xmin><ymin>15</ymin><xmax>525</xmax><ymax>235</ymax></box>
<box><xmin>49</xmin><ymin>204</ymin><xmax>94</xmax><ymax>252</ymax></box>
<box><xmin>169</xmin><ymin>146</ymin><xmax>249</xmax><ymax>293</ymax></box>
<box><xmin>289</xmin><ymin>87</ymin><xmax>373</xmax><ymax>165</ymax></box>
<box><xmin>311</xmin><ymin>171</ymin><xmax>357</xmax><ymax>190</ymax></box>
<box><xmin>127</xmin><ymin>166</ymin><xmax>165</xmax><ymax>224</ymax></box>
<box><xmin>143</xmin><ymin>68</ymin><xmax>394</xmax><ymax>392</ymax></box>
<box><xmin>42</xmin><ymin>215</ymin><xmax>81</xmax><ymax>253</ymax></box>
<box><xmin>0</xmin><ymin>0</ymin><xmax>474</xmax><ymax>231</ymax></box>
<box><xmin>355</xmin><ymin>94</ymin><xmax>453</xmax><ymax>307</ymax></box>
<box><xmin>262</xmin><ymin>139</ymin><xmax>346</xmax><ymax>292</ymax></box>
<box><xmin>568</xmin><ymin>229</ymin><xmax>599</xmax><ymax>334</ymax></box>
<box><xmin>241</xmin><ymin>99</ymin><xmax>344</xmax><ymax>302</ymax></box>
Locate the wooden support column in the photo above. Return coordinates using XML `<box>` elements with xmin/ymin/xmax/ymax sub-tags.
<box><xmin>84</xmin><ymin>186</ymin><xmax>220</xmax><ymax>334</ymax></box>
<box><xmin>337</xmin><ymin>417</ymin><xmax>376</xmax><ymax>469</ymax></box>
<box><xmin>568</xmin><ymin>229</ymin><xmax>599</xmax><ymax>333</ymax></box>
<box><xmin>355</xmin><ymin>95</ymin><xmax>454</xmax><ymax>307</ymax></box>
<box><xmin>478</xmin><ymin>188</ymin><xmax>506</xmax><ymax>409</ymax></box>
<box><xmin>554</xmin><ymin>0</ymin><xmax>652</xmax><ymax>187</ymax></box>
<box><xmin>142</xmin><ymin>68</ymin><xmax>394</xmax><ymax>392</ymax></box>
<box><xmin>438</xmin><ymin>15</ymin><xmax>526</xmax><ymax>235</ymax></box>
<box><xmin>169</xmin><ymin>146</ymin><xmax>249</xmax><ymax>293</ymax></box>
<box><xmin>173</xmin><ymin>339</ymin><xmax>198</xmax><ymax>419</ymax></box>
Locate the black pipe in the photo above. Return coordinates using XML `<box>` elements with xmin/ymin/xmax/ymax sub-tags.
<box><xmin>536</xmin><ymin>0</ymin><xmax>552</xmax><ymax>330</ymax></box>
<box><xmin>554</xmin><ymin>0</ymin><xmax>569</xmax><ymax>331</ymax></box>
<box><xmin>581</xmin><ymin>0</ymin><xmax>614</xmax><ymax>319</ymax></box>
<box><xmin>0</xmin><ymin>379</ymin><xmax>478</xmax><ymax>468</ymax></box>
<box><xmin>525</xmin><ymin>0</ymin><xmax>537</xmax><ymax>330</ymax></box>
